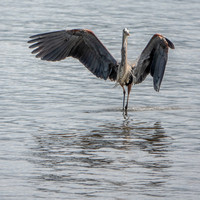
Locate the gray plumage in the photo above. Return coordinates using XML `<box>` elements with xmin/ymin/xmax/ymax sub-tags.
<box><xmin>28</xmin><ymin>28</ymin><xmax>174</xmax><ymax>116</ymax></box>
<box><xmin>28</xmin><ymin>29</ymin><xmax>118</xmax><ymax>81</ymax></box>
<box><xmin>132</xmin><ymin>33</ymin><xmax>175</xmax><ymax>91</ymax></box>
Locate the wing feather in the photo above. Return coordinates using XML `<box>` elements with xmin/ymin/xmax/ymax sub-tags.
<box><xmin>132</xmin><ymin>34</ymin><xmax>175</xmax><ymax>91</ymax></box>
<box><xmin>28</xmin><ymin>29</ymin><xmax>118</xmax><ymax>80</ymax></box>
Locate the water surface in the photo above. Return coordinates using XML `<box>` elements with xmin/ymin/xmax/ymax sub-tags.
<box><xmin>0</xmin><ymin>0</ymin><xmax>200</xmax><ymax>199</ymax></box>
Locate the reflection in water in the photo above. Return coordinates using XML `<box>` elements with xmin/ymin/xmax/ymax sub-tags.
<box><xmin>82</xmin><ymin>120</ymin><xmax>169</xmax><ymax>153</ymax></box>
<box><xmin>27</xmin><ymin>120</ymin><xmax>173</xmax><ymax>198</ymax></box>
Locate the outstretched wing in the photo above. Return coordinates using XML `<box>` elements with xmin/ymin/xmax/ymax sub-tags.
<box><xmin>132</xmin><ymin>34</ymin><xmax>175</xmax><ymax>91</ymax></box>
<box><xmin>28</xmin><ymin>29</ymin><xmax>118</xmax><ymax>80</ymax></box>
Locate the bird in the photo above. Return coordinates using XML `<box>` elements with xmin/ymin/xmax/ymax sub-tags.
<box><xmin>28</xmin><ymin>28</ymin><xmax>175</xmax><ymax>116</ymax></box>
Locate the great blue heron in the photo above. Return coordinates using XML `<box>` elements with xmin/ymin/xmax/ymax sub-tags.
<box><xmin>28</xmin><ymin>28</ymin><xmax>174</xmax><ymax>115</ymax></box>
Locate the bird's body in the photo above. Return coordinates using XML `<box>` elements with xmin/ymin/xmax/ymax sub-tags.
<box><xmin>28</xmin><ymin>28</ymin><xmax>174</xmax><ymax>116</ymax></box>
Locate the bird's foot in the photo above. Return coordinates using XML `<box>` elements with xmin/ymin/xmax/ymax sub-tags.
<box><xmin>122</xmin><ymin>107</ymin><xmax>128</xmax><ymax>119</ymax></box>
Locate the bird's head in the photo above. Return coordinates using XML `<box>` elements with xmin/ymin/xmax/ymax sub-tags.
<box><xmin>123</xmin><ymin>28</ymin><xmax>130</xmax><ymax>37</ymax></box>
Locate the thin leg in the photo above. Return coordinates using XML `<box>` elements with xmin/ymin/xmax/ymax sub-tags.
<box><xmin>125</xmin><ymin>84</ymin><xmax>132</xmax><ymax>115</ymax></box>
<box><xmin>122</xmin><ymin>86</ymin><xmax>126</xmax><ymax>111</ymax></box>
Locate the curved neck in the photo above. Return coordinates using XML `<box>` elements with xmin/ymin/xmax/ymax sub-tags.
<box><xmin>121</xmin><ymin>33</ymin><xmax>128</xmax><ymax>66</ymax></box>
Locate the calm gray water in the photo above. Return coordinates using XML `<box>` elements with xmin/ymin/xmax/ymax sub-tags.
<box><xmin>1</xmin><ymin>0</ymin><xmax>200</xmax><ymax>199</ymax></box>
